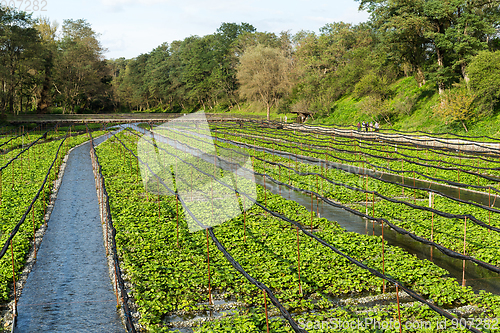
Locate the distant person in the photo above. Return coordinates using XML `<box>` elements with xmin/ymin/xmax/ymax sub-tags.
<box><xmin>374</xmin><ymin>121</ymin><xmax>380</xmax><ymax>132</ymax></box>
<box><xmin>284</xmin><ymin>115</ymin><xmax>287</xmax><ymax>123</ymax></box>
<box><xmin>362</xmin><ymin>121</ymin><xmax>366</xmax><ymax>131</ymax></box>
<box><xmin>369</xmin><ymin>122</ymin><xmax>373</xmax><ymax>131</ymax></box>
<box><xmin>357</xmin><ymin>122</ymin><xmax>361</xmax><ymax>131</ymax></box>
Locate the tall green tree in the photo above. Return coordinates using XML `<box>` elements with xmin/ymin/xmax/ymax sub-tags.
<box><xmin>144</xmin><ymin>43</ymin><xmax>171</xmax><ymax>108</ymax></box>
<box><xmin>292</xmin><ymin>22</ymin><xmax>378</xmax><ymax>112</ymax></box>
<box><xmin>209</xmin><ymin>22</ymin><xmax>256</xmax><ymax>109</ymax></box>
<box><xmin>358</xmin><ymin>0</ymin><xmax>500</xmax><ymax>94</ymax></box>
<box><xmin>34</xmin><ymin>17</ymin><xmax>58</xmax><ymax>113</ymax></box>
<box><xmin>468</xmin><ymin>50</ymin><xmax>500</xmax><ymax>113</ymax></box>
<box><xmin>0</xmin><ymin>6</ymin><xmax>40</xmax><ymax>114</ymax></box>
<box><xmin>117</xmin><ymin>53</ymin><xmax>150</xmax><ymax>111</ymax></box>
<box><xmin>53</xmin><ymin>19</ymin><xmax>111</xmax><ymax>113</ymax></box>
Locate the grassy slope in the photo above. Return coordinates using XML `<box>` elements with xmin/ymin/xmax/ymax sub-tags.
<box><xmin>311</xmin><ymin>76</ymin><xmax>500</xmax><ymax>138</ymax></box>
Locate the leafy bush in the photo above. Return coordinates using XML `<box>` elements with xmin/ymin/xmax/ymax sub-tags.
<box><xmin>359</xmin><ymin>95</ymin><xmax>393</xmax><ymax>125</ymax></box>
<box><xmin>468</xmin><ymin>50</ymin><xmax>500</xmax><ymax>114</ymax></box>
<box><xmin>353</xmin><ymin>71</ymin><xmax>391</xmax><ymax>100</ymax></box>
<box><xmin>436</xmin><ymin>87</ymin><xmax>476</xmax><ymax>132</ymax></box>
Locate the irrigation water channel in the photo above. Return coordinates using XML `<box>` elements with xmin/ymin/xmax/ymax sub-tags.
<box><xmin>14</xmin><ymin>136</ymin><xmax>124</xmax><ymax>332</ymax></box>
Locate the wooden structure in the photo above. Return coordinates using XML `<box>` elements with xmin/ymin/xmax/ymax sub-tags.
<box><xmin>290</xmin><ymin>111</ymin><xmax>314</xmax><ymax>123</ymax></box>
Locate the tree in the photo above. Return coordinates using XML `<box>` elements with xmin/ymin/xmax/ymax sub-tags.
<box><xmin>291</xmin><ymin>22</ymin><xmax>379</xmax><ymax>113</ymax></box>
<box><xmin>117</xmin><ymin>53</ymin><xmax>150</xmax><ymax>111</ymax></box>
<box><xmin>144</xmin><ymin>42</ymin><xmax>171</xmax><ymax>107</ymax></box>
<box><xmin>107</xmin><ymin>57</ymin><xmax>128</xmax><ymax>110</ymax></box>
<box><xmin>209</xmin><ymin>23</ymin><xmax>256</xmax><ymax>109</ymax></box>
<box><xmin>0</xmin><ymin>6</ymin><xmax>40</xmax><ymax>114</ymax></box>
<box><xmin>437</xmin><ymin>87</ymin><xmax>476</xmax><ymax>131</ymax></box>
<box><xmin>34</xmin><ymin>17</ymin><xmax>58</xmax><ymax>113</ymax></box>
<box><xmin>53</xmin><ymin>19</ymin><xmax>111</xmax><ymax>113</ymax></box>
<box><xmin>237</xmin><ymin>44</ymin><xmax>293</xmax><ymax>120</ymax></box>
<box><xmin>357</xmin><ymin>0</ymin><xmax>500</xmax><ymax>94</ymax></box>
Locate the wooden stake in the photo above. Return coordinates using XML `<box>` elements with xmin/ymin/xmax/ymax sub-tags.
<box><xmin>365</xmin><ymin>175</ymin><xmax>368</xmax><ymax>215</ymax></box>
<box><xmin>401</xmin><ymin>159</ymin><xmax>404</xmax><ymax>196</ymax></box>
<box><xmin>206</xmin><ymin>229</ymin><xmax>213</xmax><ymax>305</ymax></box>
<box><xmin>263</xmin><ymin>290</ymin><xmax>270</xmax><ymax>333</ymax></box>
<box><xmin>413</xmin><ymin>170</ymin><xmax>416</xmax><ymax>203</ymax></box>
<box><xmin>489</xmin><ymin>187</ymin><xmax>491</xmax><ymax>232</ymax></box>
<box><xmin>381</xmin><ymin>220</ymin><xmax>385</xmax><ymax>293</ymax></box>
<box><xmin>176</xmin><ymin>194</ymin><xmax>179</xmax><ymax>248</ymax></box>
<box><xmin>263</xmin><ymin>175</ymin><xmax>267</xmax><ymax>215</ymax></box>
<box><xmin>157</xmin><ymin>178</ymin><xmax>161</xmax><ymax>222</ymax></box>
<box><xmin>11</xmin><ymin>239</ymin><xmax>17</xmax><ymax>317</ymax></box>
<box><xmin>279</xmin><ymin>165</ymin><xmax>282</xmax><ymax>195</ymax></box>
<box><xmin>431</xmin><ymin>193</ymin><xmax>434</xmax><ymax>261</ymax></box>
<box><xmin>296</xmin><ymin>226</ymin><xmax>303</xmax><ymax>296</ymax></box>
<box><xmin>396</xmin><ymin>283</ymin><xmax>402</xmax><ymax>333</ymax></box>
<box><xmin>242</xmin><ymin>195</ymin><xmax>247</xmax><ymax>243</ymax></box>
<box><xmin>462</xmin><ymin>217</ymin><xmax>467</xmax><ymax>287</ymax></box>
<box><xmin>372</xmin><ymin>192</ymin><xmax>375</xmax><ymax>218</ymax></box>
<box><xmin>316</xmin><ymin>174</ymin><xmax>320</xmax><ymax>216</ymax></box>
<box><xmin>310</xmin><ymin>193</ymin><xmax>314</xmax><ymax>232</ymax></box>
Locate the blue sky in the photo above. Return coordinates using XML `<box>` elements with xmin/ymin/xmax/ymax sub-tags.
<box><xmin>25</xmin><ymin>0</ymin><xmax>369</xmax><ymax>59</ymax></box>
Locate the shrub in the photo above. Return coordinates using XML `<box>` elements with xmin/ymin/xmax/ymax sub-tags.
<box><xmin>436</xmin><ymin>87</ymin><xmax>476</xmax><ymax>132</ymax></box>
<box><xmin>467</xmin><ymin>50</ymin><xmax>500</xmax><ymax>114</ymax></box>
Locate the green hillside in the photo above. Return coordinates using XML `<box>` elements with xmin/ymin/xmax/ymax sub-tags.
<box><xmin>310</xmin><ymin>76</ymin><xmax>500</xmax><ymax>138</ymax></box>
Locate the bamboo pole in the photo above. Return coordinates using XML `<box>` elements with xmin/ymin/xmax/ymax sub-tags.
<box><xmin>263</xmin><ymin>290</ymin><xmax>270</xmax><ymax>333</ymax></box>
<box><xmin>462</xmin><ymin>217</ymin><xmax>467</xmax><ymax>287</ymax></box>
<box><xmin>396</xmin><ymin>284</ymin><xmax>402</xmax><ymax>333</ymax></box>
<box><xmin>206</xmin><ymin>229</ymin><xmax>213</xmax><ymax>305</ymax></box>
<box><xmin>296</xmin><ymin>226</ymin><xmax>303</xmax><ymax>296</ymax></box>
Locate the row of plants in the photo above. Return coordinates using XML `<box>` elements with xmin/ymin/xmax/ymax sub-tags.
<box><xmin>212</xmin><ymin>123</ymin><xmax>500</xmax><ymax>190</ymax></box>
<box><xmin>0</xmin><ymin>127</ymin><xmax>107</xmax><ymax>302</ymax></box>
<box><xmin>144</xmin><ymin>122</ymin><xmax>499</xmax><ymax>272</ymax></box>
<box><xmin>180</xmin><ymin>123</ymin><xmax>492</xmax><ymax>213</ymax></box>
<box><xmin>96</xmin><ymin>129</ymin><xmax>500</xmax><ymax>332</ymax></box>
<box><xmin>210</xmin><ymin>133</ymin><xmax>500</xmax><ymax>269</ymax></box>
<box><xmin>0</xmin><ymin>123</ymin><xmax>103</xmax><ymax>155</ymax></box>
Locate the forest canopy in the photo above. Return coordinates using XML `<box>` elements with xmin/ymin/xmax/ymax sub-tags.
<box><xmin>1</xmin><ymin>1</ymin><xmax>500</xmax><ymax>122</ymax></box>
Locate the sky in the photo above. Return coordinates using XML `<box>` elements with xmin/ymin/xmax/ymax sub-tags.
<box><xmin>24</xmin><ymin>0</ymin><xmax>370</xmax><ymax>59</ymax></box>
